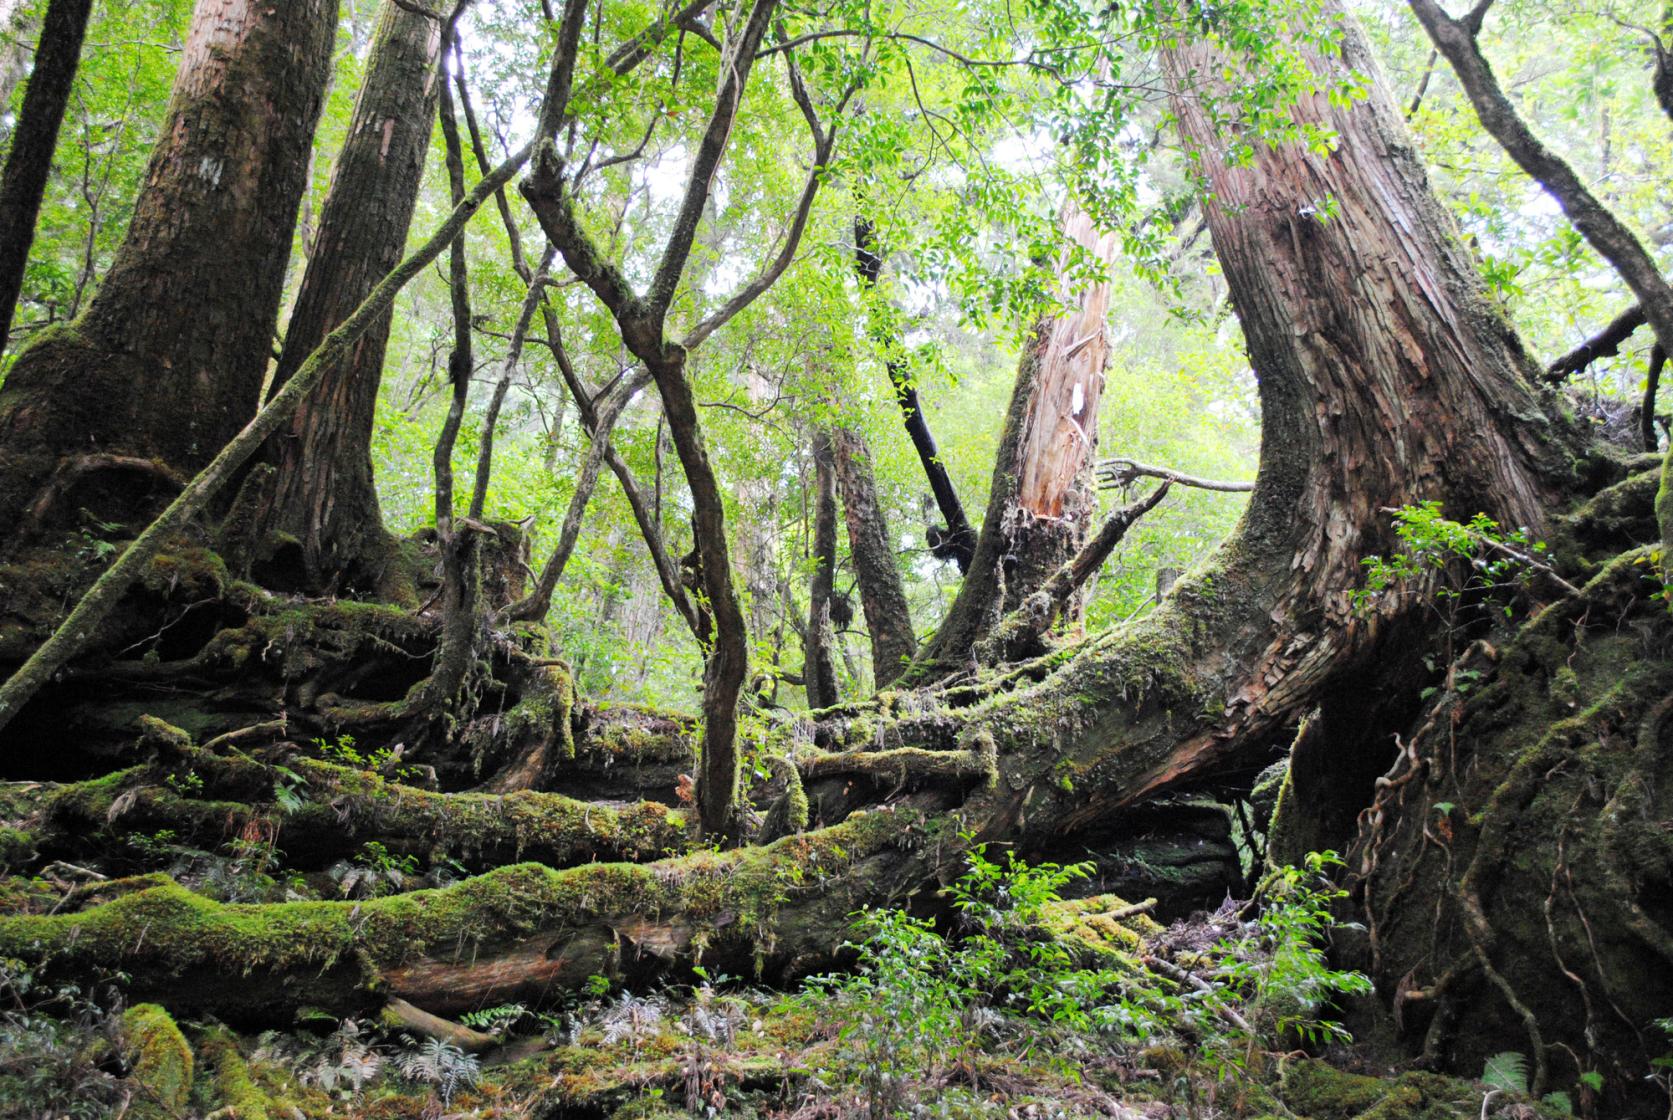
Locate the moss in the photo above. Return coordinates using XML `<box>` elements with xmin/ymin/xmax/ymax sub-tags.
<box><xmin>122</xmin><ymin>1004</ymin><xmax>193</xmax><ymax>1119</ymax></box>
<box><xmin>142</xmin><ymin>545</ymin><xmax>229</xmax><ymax>601</ymax></box>
<box><xmin>0</xmin><ymin>826</ymin><xmax>34</xmax><ymax>866</ymax></box>
<box><xmin>0</xmin><ymin>807</ymin><xmax>924</xmax><ymax>1014</ymax></box>
<box><xmin>1279</xmin><ymin>1059</ymin><xmax>1488</xmax><ymax>1119</ymax></box>
<box><xmin>198</xmin><ymin>1027</ymin><xmax>272</xmax><ymax>1120</ymax></box>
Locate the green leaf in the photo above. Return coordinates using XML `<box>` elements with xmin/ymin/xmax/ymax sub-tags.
<box><xmin>1481</xmin><ymin>1051</ymin><xmax>1529</xmax><ymax>1093</ymax></box>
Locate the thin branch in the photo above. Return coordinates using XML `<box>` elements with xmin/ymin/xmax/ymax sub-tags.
<box><xmin>646</xmin><ymin>0</ymin><xmax>780</xmax><ymax>320</ymax></box>
<box><xmin>1095</xmin><ymin>457</ymin><xmax>1254</xmax><ymax>493</ymax></box>
<box><xmin>1543</xmin><ymin>303</ymin><xmax>1646</xmax><ymax>381</ymax></box>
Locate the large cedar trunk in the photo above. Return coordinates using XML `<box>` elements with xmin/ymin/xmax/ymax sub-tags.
<box><xmin>0</xmin><ymin>0</ymin><xmax>337</xmax><ymax>529</ymax></box>
<box><xmin>0</xmin><ymin>2</ymin><xmax>1594</xmax><ymax>1031</ymax></box>
<box><xmin>247</xmin><ymin>1</ymin><xmax>442</xmax><ymax>595</ymax></box>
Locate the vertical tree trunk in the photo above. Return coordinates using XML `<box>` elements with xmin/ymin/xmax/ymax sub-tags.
<box><xmin>0</xmin><ymin>0</ymin><xmax>338</xmax><ymax>528</ymax></box>
<box><xmin>830</xmin><ymin>426</ymin><xmax>916</xmax><ymax>685</ymax></box>
<box><xmin>803</xmin><ymin>430</ymin><xmax>841</xmax><ymax>709</ymax></box>
<box><xmin>252</xmin><ymin>1</ymin><xmax>442</xmax><ymax>594</ymax></box>
<box><xmin>0</xmin><ymin>0</ymin><xmax>92</xmax><ymax>359</ymax></box>
<box><xmin>911</xmin><ymin>202</ymin><xmax>1118</xmax><ymax>673</ymax></box>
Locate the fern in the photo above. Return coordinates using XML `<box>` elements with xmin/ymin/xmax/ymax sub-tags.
<box><xmin>1481</xmin><ymin>1050</ymin><xmax>1529</xmax><ymax>1093</ymax></box>
<box><xmin>396</xmin><ymin>1037</ymin><xmax>479</xmax><ymax>1105</ymax></box>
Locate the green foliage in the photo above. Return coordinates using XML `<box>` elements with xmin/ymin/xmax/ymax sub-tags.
<box><xmin>1354</xmin><ymin>501</ymin><xmax>1550</xmax><ymax>623</ymax></box>
<box><xmin>329</xmin><ymin>841</ymin><xmax>420</xmax><ymax>899</ymax></box>
<box><xmin>1481</xmin><ymin>1050</ymin><xmax>1529</xmax><ymax>1093</ymax></box>
<box><xmin>803</xmin><ymin>847</ymin><xmax>1369</xmax><ymax>1117</ymax></box>
<box><xmin>0</xmin><ymin>958</ymin><xmax>124</xmax><ymax>1119</ymax></box>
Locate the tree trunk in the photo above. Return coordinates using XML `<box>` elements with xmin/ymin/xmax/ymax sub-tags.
<box><xmin>249</xmin><ymin>0</ymin><xmax>442</xmax><ymax>595</ymax></box>
<box><xmin>853</xmin><ymin>217</ymin><xmax>977</xmax><ymax>571</ymax></box>
<box><xmin>830</xmin><ymin>426</ymin><xmax>916</xmax><ymax>685</ymax></box>
<box><xmin>911</xmin><ymin>202</ymin><xmax>1120</xmax><ymax>674</ymax></box>
<box><xmin>0</xmin><ymin>0</ymin><xmax>338</xmax><ymax>529</ymax></box>
<box><xmin>804</xmin><ymin>430</ymin><xmax>841</xmax><ymax>709</ymax></box>
<box><xmin>0</xmin><ymin>0</ymin><xmax>93</xmax><ymax>359</ymax></box>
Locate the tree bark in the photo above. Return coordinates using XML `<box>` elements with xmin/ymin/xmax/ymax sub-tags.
<box><xmin>251</xmin><ymin>0</ymin><xmax>443</xmax><ymax>594</ymax></box>
<box><xmin>830</xmin><ymin>426</ymin><xmax>916</xmax><ymax>685</ymax></box>
<box><xmin>803</xmin><ymin>430</ymin><xmax>841</xmax><ymax>709</ymax></box>
<box><xmin>0</xmin><ymin>0</ymin><xmax>93</xmax><ymax>359</ymax></box>
<box><xmin>0</xmin><ymin>0</ymin><xmax>339</xmax><ymax>528</ymax></box>
<box><xmin>911</xmin><ymin>202</ymin><xmax>1120</xmax><ymax>674</ymax></box>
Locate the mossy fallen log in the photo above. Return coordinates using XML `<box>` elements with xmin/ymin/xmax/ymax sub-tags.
<box><xmin>35</xmin><ymin>749</ymin><xmax>695</xmax><ymax>873</ymax></box>
<box><xmin>0</xmin><ymin>806</ymin><xmax>935</xmax><ymax>1021</ymax></box>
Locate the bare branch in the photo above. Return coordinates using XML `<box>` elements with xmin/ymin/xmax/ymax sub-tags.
<box><xmin>1095</xmin><ymin>457</ymin><xmax>1254</xmax><ymax>493</ymax></box>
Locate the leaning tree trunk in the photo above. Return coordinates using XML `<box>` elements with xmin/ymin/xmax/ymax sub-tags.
<box><xmin>831</xmin><ymin>426</ymin><xmax>916</xmax><ymax>685</ymax></box>
<box><xmin>0</xmin><ymin>0</ymin><xmax>337</xmax><ymax>530</ymax></box>
<box><xmin>0</xmin><ymin>0</ymin><xmax>93</xmax><ymax>359</ymax></box>
<box><xmin>244</xmin><ymin>0</ymin><xmax>442</xmax><ymax>596</ymax></box>
<box><xmin>911</xmin><ymin>202</ymin><xmax>1120</xmax><ymax>673</ymax></box>
<box><xmin>0</xmin><ymin>0</ymin><xmax>1594</xmax><ymax>1031</ymax></box>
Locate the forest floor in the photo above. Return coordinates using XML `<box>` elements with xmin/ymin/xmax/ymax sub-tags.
<box><xmin>0</xmin><ymin>827</ymin><xmax>1569</xmax><ymax>1120</ymax></box>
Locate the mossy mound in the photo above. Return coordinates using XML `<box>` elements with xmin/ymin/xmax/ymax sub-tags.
<box><xmin>121</xmin><ymin>1003</ymin><xmax>193</xmax><ymax>1119</ymax></box>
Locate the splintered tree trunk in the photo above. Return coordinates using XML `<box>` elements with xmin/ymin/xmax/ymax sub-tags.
<box><xmin>831</xmin><ymin>426</ymin><xmax>916</xmax><ymax>685</ymax></box>
<box><xmin>0</xmin><ymin>0</ymin><xmax>93</xmax><ymax>358</ymax></box>
<box><xmin>914</xmin><ymin>203</ymin><xmax>1119</xmax><ymax>671</ymax></box>
<box><xmin>803</xmin><ymin>430</ymin><xmax>841</xmax><ymax>709</ymax></box>
<box><xmin>0</xmin><ymin>0</ymin><xmax>338</xmax><ymax>528</ymax></box>
<box><xmin>250</xmin><ymin>1</ymin><xmax>442</xmax><ymax>594</ymax></box>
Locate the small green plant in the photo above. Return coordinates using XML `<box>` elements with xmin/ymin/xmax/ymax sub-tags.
<box><xmin>458</xmin><ymin>1003</ymin><xmax>527</xmax><ymax>1033</ymax></box>
<box><xmin>1481</xmin><ymin>1050</ymin><xmax>1528</xmax><ymax>1093</ymax></box>
<box><xmin>1208</xmin><ymin>851</ymin><xmax>1373</xmax><ymax>1067</ymax></box>
<box><xmin>328</xmin><ymin>841</ymin><xmax>419</xmax><ymax>899</ymax></box>
<box><xmin>69</xmin><ymin>512</ymin><xmax>122</xmax><ymax>563</ymax></box>
<box><xmin>271</xmin><ymin>764</ymin><xmax>308</xmax><ymax>813</ymax></box>
<box><xmin>162</xmin><ymin>770</ymin><xmax>203</xmax><ymax>797</ymax></box>
<box><xmin>1354</xmin><ymin>502</ymin><xmax>1554</xmax><ymax>620</ymax></box>
<box><xmin>311</xmin><ymin>734</ymin><xmax>418</xmax><ymax>781</ymax></box>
